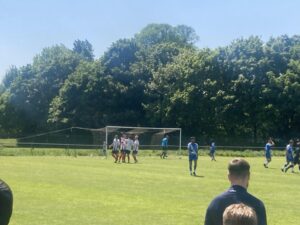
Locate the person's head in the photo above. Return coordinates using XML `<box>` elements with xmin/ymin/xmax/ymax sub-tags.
<box><xmin>289</xmin><ymin>139</ymin><xmax>294</xmax><ymax>145</ymax></box>
<box><xmin>165</xmin><ymin>134</ymin><xmax>169</xmax><ymax>139</ymax></box>
<box><xmin>135</xmin><ymin>135</ymin><xmax>139</xmax><ymax>140</ymax></box>
<box><xmin>268</xmin><ymin>138</ymin><xmax>272</xmax><ymax>143</ymax></box>
<box><xmin>114</xmin><ymin>135</ymin><xmax>118</xmax><ymax>139</ymax></box>
<box><xmin>0</xmin><ymin>180</ymin><xmax>13</xmax><ymax>225</ymax></box>
<box><xmin>190</xmin><ymin>137</ymin><xmax>196</xmax><ymax>143</ymax></box>
<box><xmin>223</xmin><ymin>203</ymin><xmax>257</xmax><ymax>225</ymax></box>
<box><xmin>228</xmin><ymin>158</ymin><xmax>250</xmax><ymax>188</ymax></box>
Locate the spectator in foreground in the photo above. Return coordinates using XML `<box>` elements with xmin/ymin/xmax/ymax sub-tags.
<box><xmin>0</xmin><ymin>179</ymin><xmax>13</xmax><ymax>225</ymax></box>
<box><xmin>204</xmin><ymin>158</ymin><xmax>267</xmax><ymax>225</ymax></box>
<box><xmin>223</xmin><ymin>203</ymin><xmax>257</xmax><ymax>225</ymax></box>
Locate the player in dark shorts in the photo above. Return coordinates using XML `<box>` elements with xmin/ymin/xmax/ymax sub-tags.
<box><xmin>160</xmin><ymin>135</ymin><xmax>169</xmax><ymax>159</ymax></box>
<box><xmin>263</xmin><ymin>138</ymin><xmax>274</xmax><ymax>168</ymax></box>
<box><xmin>209</xmin><ymin>140</ymin><xmax>216</xmax><ymax>161</ymax></box>
<box><xmin>281</xmin><ymin>139</ymin><xmax>294</xmax><ymax>173</ymax></box>
<box><xmin>118</xmin><ymin>133</ymin><xmax>126</xmax><ymax>163</ymax></box>
<box><xmin>125</xmin><ymin>135</ymin><xmax>134</xmax><ymax>163</ymax></box>
<box><xmin>293</xmin><ymin>138</ymin><xmax>300</xmax><ymax>171</ymax></box>
<box><xmin>110</xmin><ymin>135</ymin><xmax>120</xmax><ymax>163</ymax></box>
<box><xmin>132</xmin><ymin>135</ymin><xmax>139</xmax><ymax>163</ymax></box>
<box><xmin>188</xmin><ymin>137</ymin><xmax>199</xmax><ymax>176</ymax></box>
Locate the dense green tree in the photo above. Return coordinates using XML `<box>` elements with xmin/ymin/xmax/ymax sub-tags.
<box><xmin>48</xmin><ymin>61</ymin><xmax>109</xmax><ymax>127</ymax></box>
<box><xmin>73</xmin><ymin>39</ymin><xmax>94</xmax><ymax>61</ymax></box>
<box><xmin>4</xmin><ymin>45</ymin><xmax>81</xmax><ymax>133</ymax></box>
<box><xmin>135</xmin><ymin>23</ymin><xmax>198</xmax><ymax>48</ymax></box>
<box><xmin>0</xmin><ymin>24</ymin><xmax>300</xmax><ymax>144</ymax></box>
<box><xmin>2</xmin><ymin>66</ymin><xmax>19</xmax><ymax>89</ymax></box>
<box><xmin>0</xmin><ymin>84</ymin><xmax>4</xmax><ymax>94</ymax></box>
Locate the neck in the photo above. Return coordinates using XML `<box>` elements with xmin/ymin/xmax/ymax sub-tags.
<box><xmin>231</xmin><ymin>180</ymin><xmax>248</xmax><ymax>189</ymax></box>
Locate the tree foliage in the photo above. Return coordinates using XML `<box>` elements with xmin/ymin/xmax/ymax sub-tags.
<box><xmin>1</xmin><ymin>24</ymin><xmax>300</xmax><ymax>143</ymax></box>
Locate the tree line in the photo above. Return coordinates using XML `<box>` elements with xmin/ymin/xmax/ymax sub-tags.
<box><xmin>1</xmin><ymin>24</ymin><xmax>300</xmax><ymax>144</ymax></box>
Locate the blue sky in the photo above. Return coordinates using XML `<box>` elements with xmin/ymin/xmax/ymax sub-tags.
<box><xmin>1</xmin><ymin>0</ymin><xmax>300</xmax><ymax>80</ymax></box>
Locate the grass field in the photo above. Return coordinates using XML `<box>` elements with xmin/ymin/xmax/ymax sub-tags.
<box><xmin>0</xmin><ymin>155</ymin><xmax>299</xmax><ymax>225</ymax></box>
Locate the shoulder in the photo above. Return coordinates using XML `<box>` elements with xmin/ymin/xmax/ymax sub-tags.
<box><xmin>207</xmin><ymin>190</ymin><xmax>230</xmax><ymax>211</ymax></box>
<box><xmin>240</xmin><ymin>191</ymin><xmax>266</xmax><ymax>215</ymax></box>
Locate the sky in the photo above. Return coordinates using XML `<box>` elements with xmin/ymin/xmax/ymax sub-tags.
<box><xmin>1</xmin><ymin>0</ymin><xmax>300</xmax><ymax>81</ymax></box>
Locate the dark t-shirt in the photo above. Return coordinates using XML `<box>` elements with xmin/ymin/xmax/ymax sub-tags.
<box><xmin>204</xmin><ymin>185</ymin><xmax>267</xmax><ymax>225</ymax></box>
<box><xmin>0</xmin><ymin>180</ymin><xmax>13</xmax><ymax>225</ymax></box>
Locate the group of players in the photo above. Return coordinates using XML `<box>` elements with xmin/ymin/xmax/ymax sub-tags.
<box><xmin>264</xmin><ymin>137</ymin><xmax>300</xmax><ymax>172</ymax></box>
<box><xmin>109</xmin><ymin>133</ymin><xmax>139</xmax><ymax>163</ymax></box>
<box><xmin>109</xmin><ymin>132</ymin><xmax>300</xmax><ymax>174</ymax></box>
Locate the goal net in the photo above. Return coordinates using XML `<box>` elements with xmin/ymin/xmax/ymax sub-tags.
<box><xmin>103</xmin><ymin>126</ymin><xmax>182</xmax><ymax>153</ymax></box>
<box><xmin>16</xmin><ymin>126</ymin><xmax>182</xmax><ymax>153</ymax></box>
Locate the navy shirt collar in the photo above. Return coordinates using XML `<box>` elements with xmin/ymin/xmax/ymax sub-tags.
<box><xmin>228</xmin><ymin>185</ymin><xmax>247</xmax><ymax>193</ymax></box>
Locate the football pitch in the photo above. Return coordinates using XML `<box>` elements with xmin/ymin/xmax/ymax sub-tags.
<box><xmin>1</xmin><ymin>156</ymin><xmax>299</xmax><ymax>225</ymax></box>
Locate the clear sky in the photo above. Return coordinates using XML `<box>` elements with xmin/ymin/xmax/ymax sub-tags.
<box><xmin>1</xmin><ymin>0</ymin><xmax>300</xmax><ymax>81</ymax></box>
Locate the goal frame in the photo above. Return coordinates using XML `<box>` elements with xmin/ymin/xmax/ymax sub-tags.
<box><xmin>104</xmin><ymin>125</ymin><xmax>182</xmax><ymax>154</ymax></box>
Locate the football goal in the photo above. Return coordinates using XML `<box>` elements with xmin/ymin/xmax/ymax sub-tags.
<box><xmin>103</xmin><ymin>126</ymin><xmax>182</xmax><ymax>153</ymax></box>
<box><xmin>16</xmin><ymin>126</ymin><xmax>182</xmax><ymax>154</ymax></box>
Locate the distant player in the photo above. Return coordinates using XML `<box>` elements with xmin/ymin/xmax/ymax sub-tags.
<box><xmin>281</xmin><ymin>139</ymin><xmax>294</xmax><ymax>173</ymax></box>
<box><xmin>110</xmin><ymin>135</ymin><xmax>120</xmax><ymax>163</ymax></box>
<box><xmin>118</xmin><ymin>133</ymin><xmax>127</xmax><ymax>163</ymax></box>
<box><xmin>210</xmin><ymin>140</ymin><xmax>216</xmax><ymax>161</ymax></box>
<box><xmin>188</xmin><ymin>137</ymin><xmax>199</xmax><ymax>176</ymax></box>
<box><xmin>125</xmin><ymin>135</ymin><xmax>134</xmax><ymax>163</ymax></box>
<box><xmin>293</xmin><ymin>138</ymin><xmax>300</xmax><ymax>171</ymax></box>
<box><xmin>132</xmin><ymin>135</ymin><xmax>139</xmax><ymax>163</ymax></box>
<box><xmin>160</xmin><ymin>135</ymin><xmax>169</xmax><ymax>159</ymax></box>
<box><xmin>102</xmin><ymin>141</ymin><xmax>107</xmax><ymax>158</ymax></box>
<box><xmin>263</xmin><ymin>138</ymin><xmax>274</xmax><ymax>168</ymax></box>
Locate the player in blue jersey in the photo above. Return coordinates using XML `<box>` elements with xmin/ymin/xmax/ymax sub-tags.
<box><xmin>188</xmin><ymin>137</ymin><xmax>199</xmax><ymax>176</ymax></box>
<box><xmin>160</xmin><ymin>135</ymin><xmax>169</xmax><ymax>159</ymax></box>
<box><xmin>293</xmin><ymin>138</ymin><xmax>300</xmax><ymax>171</ymax></box>
<box><xmin>210</xmin><ymin>140</ymin><xmax>216</xmax><ymax>161</ymax></box>
<box><xmin>263</xmin><ymin>138</ymin><xmax>274</xmax><ymax>168</ymax></box>
<box><xmin>281</xmin><ymin>140</ymin><xmax>294</xmax><ymax>173</ymax></box>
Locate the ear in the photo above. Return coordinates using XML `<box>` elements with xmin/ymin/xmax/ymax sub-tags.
<box><xmin>228</xmin><ymin>173</ymin><xmax>231</xmax><ymax>182</ymax></box>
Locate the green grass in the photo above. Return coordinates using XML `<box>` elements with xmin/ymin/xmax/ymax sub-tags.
<box><xmin>0</xmin><ymin>138</ymin><xmax>16</xmax><ymax>145</ymax></box>
<box><xmin>0</xmin><ymin>155</ymin><xmax>299</xmax><ymax>225</ymax></box>
<box><xmin>0</xmin><ymin>146</ymin><xmax>286</xmax><ymax>157</ymax></box>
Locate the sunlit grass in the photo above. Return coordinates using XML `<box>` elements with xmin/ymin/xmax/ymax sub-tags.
<box><xmin>0</xmin><ymin>156</ymin><xmax>298</xmax><ymax>225</ymax></box>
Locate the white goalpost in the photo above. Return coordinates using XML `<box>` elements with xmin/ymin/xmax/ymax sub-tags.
<box><xmin>104</xmin><ymin>125</ymin><xmax>182</xmax><ymax>154</ymax></box>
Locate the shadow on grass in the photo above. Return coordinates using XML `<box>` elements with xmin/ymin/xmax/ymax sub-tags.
<box><xmin>193</xmin><ymin>175</ymin><xmax>205</xmax><ymax>178</ymax></box>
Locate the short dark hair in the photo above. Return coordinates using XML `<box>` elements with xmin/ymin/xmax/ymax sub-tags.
<box><xmin>0</xmin><ymin>180</ymin><xmax>13</xmax><ymax>225</ymax></box>
<box><xmin>223</xmin><ymin>203</ymin><xmax>257</xmax><ymax>225</ymax></box>
<box><xmin>228</xmin><ymin>158</ymin><xmax>250</xmax><ymax>178</ymax></box>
